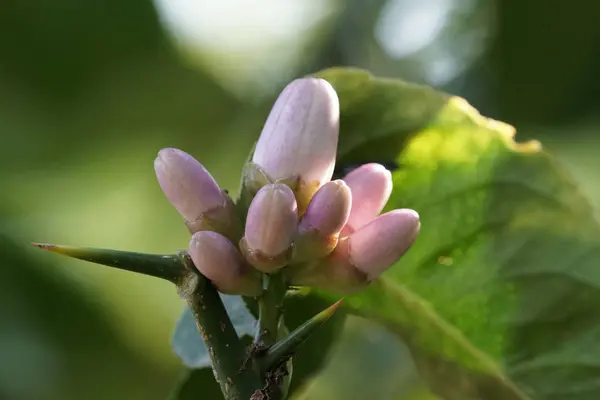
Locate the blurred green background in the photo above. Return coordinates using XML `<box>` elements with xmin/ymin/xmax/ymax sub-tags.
<box><xmin>2</xmin><ymin>0</ymin><xmax>600</xmax><ymax>399</ymax></box>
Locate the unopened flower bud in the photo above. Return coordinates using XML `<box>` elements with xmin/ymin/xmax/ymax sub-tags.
<box><xmin>293</xmin><ymin>180</ymin><xmax>352</xmax><ymax>262</ymax></box>
<box><xmin>189</xmin><ymin>231</ymin><xmax>261</xmax><ymax>296</ymax></box>
<box><xmin>240</xmin><ymin>183</ymin><xmax>298</xmax><ymax>272</ymax></box>
<box><xmin>349</xmin><ymin>209</ymin><xmax>420</xmax><ymax>278</ymax></box>
<box><xmin>342</xmin><ymin>163</ymin><xmax>393</xmax><ymax>234</ymax></box>
<box><xmin>290</xmin><ymin>209</ymin><xmax>419</xmax><ymax>292</ymax></box>
<box><xmin>154</xmin><ymin>148</ymin><xmax>241</xmax><ymax>241</ymax></box>
<box><xmin>251</xmin><ymin>78</ymin><xmax>340</xmax><ymax>213</ymax></box>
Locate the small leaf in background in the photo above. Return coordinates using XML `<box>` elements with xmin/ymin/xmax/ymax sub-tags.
<box><xmin>312</xmin><ymin>68</ymin><xmax>600</xmax><ymax>400</ymax></box>
<box><xmin>171</xmin><ymin>295</ymin><xmax>256</xmax><ymax>368</ymax></box>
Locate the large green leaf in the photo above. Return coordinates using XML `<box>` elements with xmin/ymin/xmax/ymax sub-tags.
<box><xmin>311</xmin><ymin>68</ymin><xmax>600</xmax><ymax>399</ymax></box>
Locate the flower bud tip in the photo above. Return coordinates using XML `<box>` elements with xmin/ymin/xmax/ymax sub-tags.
<box><xmin>349</xmin><ymin>209</ymin><xmax>420</xmax><ymax>278</ymax></box>
<box><xmin>154</xmin><ymin>147</ymin><xmax>225</xmax><ymax>223</ymax></box>
<box><xmin>343</xmin><ymin>163</ymin><xmax>393</xmax><ymax>232</ymax></box>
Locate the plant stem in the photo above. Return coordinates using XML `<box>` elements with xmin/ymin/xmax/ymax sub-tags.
<box><xmin>256</xmin><ymin>272</ymin><xmax>288</xmax><ymax>346</ymax></box>
<box><xmin>247</xmin><ymin>272</ymin><xmax>289</xmax><ymax>400</ymax></box>
<box><xmin>178</xmin><ymin>252</ymin><xmax>262</xmax><ymax>400</ymax></box>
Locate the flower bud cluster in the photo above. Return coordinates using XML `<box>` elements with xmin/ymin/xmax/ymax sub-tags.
<box><xmin>155</xmin><ymin>78</ymin><xmax>420</xmax><ymax>295</ymax></box>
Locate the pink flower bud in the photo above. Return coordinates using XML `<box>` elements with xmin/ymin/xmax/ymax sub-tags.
<box><xmin>155</xmin><ymin>148</ymin><xmax>240</xmax><ymax>239</ymax></box>
<box><xmin>241</xmin><ymin>183</ymin><xmax>298</xmax><ymax>272</ymax></box>
<box><xmin>348</xmin><ymin>209</ymin><xmax>420</xmax><ymax>279</ymax></box>
<box><xmin>252</xmin><ymin>78</ymin><xmax>340</xmax><ymax>212</ymax></box>
<box><xmin>300</xmin><ymin>180</ymin><xmax>352</xmax><ymax>236</ymax></box>
<box><xmin>289</xmin><ymin>209</ymin><xmax>419</xmax><ymax>292</ymax></box>
<box><xmin>342</xmin><ymin>163</ymin><xmax>393</xmax><ymax>233</ymax></box>
<box><xmin>155</xmin><ymin>148</ymin><xmax>225</xmax><ymax>218</ymax></box>
<box><xmin>292</xmin><ymin>180</ymin><xmax>352</xmax><ymax>262</ymax></box>
<box><xmin>189</xmin><ymin>231</ymin><xmax>261</xmax><ymax>296</ymax></box>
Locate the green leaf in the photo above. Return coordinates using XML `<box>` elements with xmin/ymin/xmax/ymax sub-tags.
<box><xmin>312</xmin><ymin>68</ymin><xmax>600</xmax><ymax>399</ymax></box>
<box><xmin>317</xmin><ymin>68</ymin><xmax>449</xmax><ymax>167</ymax></box>
<box><xmin>172</xmin><ymin>295</ymin><xmax>256</xmax><ymax>368</ymax></box>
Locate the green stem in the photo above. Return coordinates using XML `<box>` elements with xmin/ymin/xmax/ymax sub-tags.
<box><xmin>248</xmin><ymin>272</ymin><xmax>289</xmax><ymax>400</ymax></box>
<box><xmin>178</xmin><ymin>252</ymin><xmax>262</xmax><ymax>400</ymax></box>
<box><xmin>256</xmin><ymin>272</ymin><xmax>288</xmax><ymax>346</ymax></box>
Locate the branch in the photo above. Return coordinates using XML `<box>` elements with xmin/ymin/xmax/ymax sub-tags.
<box><xmin>177</xmin><ymin>252</ymin><xmax>262</xmax><ymax>399</ymax></box>
<box><xmin>255</xmin><ymin>272</ymin><xmax>288</xmax><ymax>346</ymax></box>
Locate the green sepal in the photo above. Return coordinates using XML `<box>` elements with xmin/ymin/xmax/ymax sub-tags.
<box><xmin>238</xmin><ymin>161</ymin><xmax>272</xmax><ymax>212</ymax></box>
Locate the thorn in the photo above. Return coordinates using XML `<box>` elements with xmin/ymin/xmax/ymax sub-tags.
<box><xmin>31</xmin><ymin>242</ymin><xmax>187</xmax><ymax>282</ymax></box>
<box><xmin>328</xmin><ymin>298</ymin><xmax>344</xmax><ymax>312</ymax></box>
<box><xmin>31</xmin><ymin>242</ymin><xmax>57</xmax><ymax>251</ymax></box>
<box><xmin>259</xmin><ymin>298</ymin><xmax>344</xmax><ymax>372</ymax></box>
